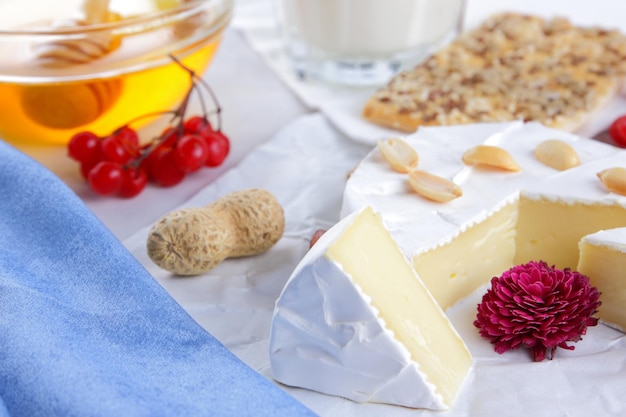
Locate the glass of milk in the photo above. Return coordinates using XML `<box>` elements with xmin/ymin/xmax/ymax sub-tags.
<box><xmin>276</xmin><ymin>0</ymin><xmax>465</xmax><ymax>86</ymax></box>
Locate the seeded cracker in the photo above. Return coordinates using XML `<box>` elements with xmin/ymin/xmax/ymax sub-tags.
<box><xmin>363</xmin><ymin>13</ymin><xmax>626</xmax><ymax>133</ymax></box>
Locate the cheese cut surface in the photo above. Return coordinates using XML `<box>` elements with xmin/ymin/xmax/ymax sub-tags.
<box><xmin>270</xmin><ymin>207</ymin><xmax>472</xmax><ymax>410</ymax></box>
<box><xmin>515</xmin><ymin>198</ymin><xmax>626</xmax><ymax>268</ymax></box>
<box><xmin>578</xmin><ymin>228</ymin><xmax>626</xmax><ymax>331</ymax></box>
<box><xmin>413</xmin><ymin>200</ymin><xmax>518</xmax><ymax>310</ymax></box>
<box><xmin>412</xmin><ymin>195</ymin><xmax>626</xmax><ymax>311</ymax></box>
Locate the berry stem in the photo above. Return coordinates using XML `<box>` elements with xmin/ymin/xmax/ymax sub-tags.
<box><xmin>127</xmin><ymin>55</ymin><xmax>224</xmax><ymax>168</ymax></box>
<box><xmin>168</xmin><ymin>53</ymin><xmax>223</xmax><ymax>131</ymax></box>
<box><xmin>195</xmin><ymin>76</ymin><xmax>223</xmax><ymax>131</ymax></box>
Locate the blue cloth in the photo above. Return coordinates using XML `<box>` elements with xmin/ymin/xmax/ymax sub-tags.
<box><xmin>0</xmin><ymin>141</ymin><xmax>317</xmax><ymax>417</ymax></box>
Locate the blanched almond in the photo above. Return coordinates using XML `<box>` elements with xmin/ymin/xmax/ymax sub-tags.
<box><xmin>408</xmin><ymin>170</ymin><xmax>463</xmax><ymax>202</ymax></box>
<box><xmin>377</xmin><ymin>138</ymin><xmax>419</xmax><ymax>173</ymax></box>
<box><xmin>534</xmin><ymin>139</ymin><xmax>580</xmax><ymax>170</ymax></box>
<box><xmin>597</xmin><ymin>167</ymin><xmax>626</xmax><ymax>196</ymax></box>
<box><xmin>462</xmin><ymin>145</ymin><xmax>520</xmax><ymax>172</ymax></box>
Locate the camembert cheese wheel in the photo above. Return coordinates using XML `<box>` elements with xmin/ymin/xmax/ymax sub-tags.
<box><xmin>342</xmin><ymin>121</ymin><xmax>626</xmax><ymax>310</ymax></box>
<box><xmin>271</xmin><ymin>121</ymin><xmax>626</xmax><ymax>410</ymax></box>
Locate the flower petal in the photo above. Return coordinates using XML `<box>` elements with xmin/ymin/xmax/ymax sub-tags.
<box><xmin>474</xmin><ymin>260</ymin><xmax>601</xmax><ymax>361</ymax></box>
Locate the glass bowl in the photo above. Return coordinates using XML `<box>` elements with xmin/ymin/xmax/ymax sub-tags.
<box><xmin>0</xmin><ymin>0</ymin><xmax>233</xmax><ymax>145</ymax></box>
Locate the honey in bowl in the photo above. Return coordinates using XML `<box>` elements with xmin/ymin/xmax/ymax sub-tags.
<box><xmin>0</xmin><ymin>0</ymin><xmax>232</xmax><ymax>145</ymax></box>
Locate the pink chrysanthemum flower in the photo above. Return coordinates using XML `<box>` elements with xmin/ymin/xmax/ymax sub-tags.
<box><xmin>474</xmin><ymin>260</ymin><xmax>601</xmax><ymax>362</ymax></box>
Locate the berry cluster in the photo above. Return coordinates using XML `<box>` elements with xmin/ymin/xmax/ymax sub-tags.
<box><xmin>67</xmin><ymin>56</ymin><xmax>230</xmax><ymax>198</ymax></box>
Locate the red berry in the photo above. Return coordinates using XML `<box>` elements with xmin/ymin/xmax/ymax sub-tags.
<box><xmin>139</xmin><ymin>147</ymin><xmax>158</xmax><ymax>180</ymax></box>
<box><xmin>68</xmin><ymin>131</ymin><xmax>101</xmax><ymax>163</ymax></box>
<box><xmin>88</xmin><ymin>161</ymin><xmax>123</xmax><ymax>195</ymax></box>
<box><xmin>115</xmin><ymin>126</ymin><xmax>139</xmax><ymax>149</ymax></box>
<box><xmin>80</xmin><ymin>158</ymin><xmax>100</xmax><ymax>180</ymax></box>
<box><xmin>609</xmin><ymin>115</ymin><xmax>626</xmax><ymax>147</ymax></box>
<box><xmin>140</xmin><ymin>139</ymin><xmax>172</xmax><ymax>180</ymax></box>
<box><xmin>150</xmin><ymin>148</ymin><xmax>186</xmax><ymax>187</ymax></box>
<box><xmin>101</xmin><ymin>135</ymin><xmax>134</xmax><ymax>164</ymax></box>
<box><xmin>173</xmin><ymin>134</ymin><xmax>208</xmax><ymax>172</ymax></box>
<box><xmin>203</xmin><ymin>130</ymin><xmax>230</xmax><ymax>167</ymax></box>
<box><xmin>159</xmin><ymin>126</ymin><xmax>182</xmax><ymax>149</ymax></box>
<box><xmin>114</xmin><ymin>126</ymin><xmax>141</xmax><ymax>160</ymax></box>
<box><xmin>184</xmin><ymin>115</ymin><xmax>211</xmax><ymax>134</ymax></box>
<box><xmin>309</xmin><ymin>229</ymin><xmax>326</xmax><ymax>249</ymax></box>
<box><xmin>119</xmin><ymin>166</ymin><xmax>148</xmax><ymax>198</ymax></box>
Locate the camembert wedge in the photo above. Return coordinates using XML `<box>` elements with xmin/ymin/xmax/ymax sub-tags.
<box><xmin>269</xmin><ymin>207</ymin><xmax>473</xmax><ymax>410</ymax></box>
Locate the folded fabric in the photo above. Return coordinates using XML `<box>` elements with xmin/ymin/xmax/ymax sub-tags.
<box><xmin>0</xmin><ymin>140</ymin><xmax>317</xmax><ymax>417</ymax></box>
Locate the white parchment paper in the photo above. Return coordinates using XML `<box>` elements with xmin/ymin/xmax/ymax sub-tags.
<box><xmin>124</xmin><ymin>114</ymin><xmax>626</xmax><ymax>417</ymax></box>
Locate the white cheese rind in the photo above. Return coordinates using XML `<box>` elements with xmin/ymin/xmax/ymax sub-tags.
<box><xmin>269</xmin><ymin>259</ymin><xmax>445</xmax><ymax>409</ymax></box>
<box><xmin>342</xmin><ymin>121</ymin><xmax>620</xmax><ymax>261</ymax></box>
<box><xmin>581</xmin><ymin>228</ymin><xmax>626</xmax><ymax>253</ymax></box>
<box><xmin>270</xmin><ymin>209</ymin><xmax>466</xmax><ymax>410</ymax></box>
